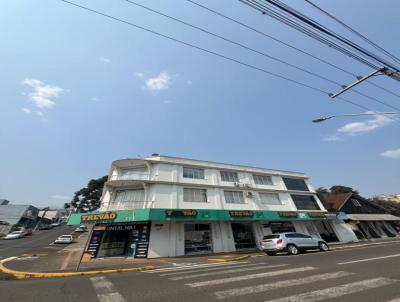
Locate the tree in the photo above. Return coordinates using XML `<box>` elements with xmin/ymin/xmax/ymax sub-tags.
<box><xmin>70</xmin><ymin>175</ymin><xmax>108</xmax><ymax>213</ymax></box>
<box><xmin>371</xmin><ymin>197</ymin><xmax>400</xmax><ymax>217</ymax></box>
<box><xmin>316</xmin><ymin>187</ymin><xmax>329</xmax><ymax>203</ymax></box>
<box><xmin>329</xmin><ymin>185</ymin><xmax>359</xmax><ymax>195</ymax></box>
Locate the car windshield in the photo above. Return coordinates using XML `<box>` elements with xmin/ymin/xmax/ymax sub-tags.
<box><xmin>59</xmin><ymin>235</ymin><xmax>71</xmax><ymax>238</ymax></box>
<box><xmin>263</xmin><ymin>235</ymin><xmax>280</xmax><ymax>239</ymax></box>
<box><xmin>10</xmin><ymin>231</ymin><xmax>22</xmax><ymax>234</ymax></box>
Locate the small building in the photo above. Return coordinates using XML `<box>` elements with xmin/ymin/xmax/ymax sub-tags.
<box><xmin>325</xmin><ymin>193</ymin><xmax>400</xmax><ymax>240</ymax></box>
<box><xmin>68</xmin><ymin>155</ymin><xmax>334</xmax><ymax>258</ymax></box>
<box><xmin>0</xmin><ymin>204</ymin><xmax>39</xmax><ymax>235</ymax></box>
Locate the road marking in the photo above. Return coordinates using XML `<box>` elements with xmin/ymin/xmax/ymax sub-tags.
<box><xmin>331</xmin><ymin>240</ymin><xmax>400</xmax><ymax>250</ymax></box>
<box><xmin>170</xmin><ymin>264</ymin><xmax>288</xmax><ymax>280</ymax></box>
<box><xmin>90</xmin><ymin>276</ymin><xmax>126</xmax><ymax>302</ymax></box>
<box><xmin>60</xmin><ymin>251</ymin><xmax>74</xmax><ymax>270</ymax></box>
<box><xmin>264</xmin><ymin>277</ymin><xmax>398</xmax><ymax>302</ymax></box>
<box><xmin>215</xmin><ymin>271</ymin><xmax>353</xmax><ymax>299</ymax></box>
<box><xmin>146</xmin><ymin>261</ymin><xmax>247</xmax><ymax>273</ymax></box>
<box><xmin>338</xmin><ymin>253</ymin><xmax>400</xmax><ymax>265</ymax></box>
<box><xmin>160</xmin><ymin>262</ymin><xmax>267</xmax><ymax>276</ymax></box>
<box><xmin>186</xmin><ymin>266</ymin><xmax>316</xmax><ymax>288</ymax></box>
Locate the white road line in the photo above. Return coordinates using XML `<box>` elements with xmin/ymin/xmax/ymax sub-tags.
<box><xmin>331</xmin><ymin>240</ymin><xmax>400</xmax><ymax>250</ymax></box>
<box><xmin>215</xmin><ymin>271</ymin><xmax>353</xmax><ymax>299</ymax></box>
<box><xmin>146</xmin><ymin>261</ymin><xmax>247</xmax><ymax>273</ymax></box>
<box><xmin>160</xmin><ymin>262</ymin><xmax>267</xmax><ymax>276</ymax></box>
<box><xmin>90</xmin><ymin>276</ymin><xmax>126</xmax><ymax>302</ymax></box>
<box><xmin>264</xmin><ymin>277</ymin><xmax>398</xmax><ymax>302</ymax></box>
<box><xmin>338</xmin><ymin>253</ymin><xmax>400</xmax><ymax>265</ymax></box>
<box><xmin>186</xmin><ymin>266</ymin><xmax>316</xmax><ymax>288</ymax></box>
<box><xmin>170</xmin><ymin>264</ymin><xmax>288</xmax><ymax>281</ymax></box>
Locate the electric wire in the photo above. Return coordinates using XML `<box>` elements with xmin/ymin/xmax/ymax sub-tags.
<box><xmin>304</xmin><ymin>0</ymin><xmax>400</xmax><ymax>65</ymax></box>
<box><xmin>123</xmin><ymin>0</ymin><xmax>400</xmax><ymax>111</ymax></box>
<box><xmin>186</xmin><ymin>0</ymin><xmax>400</xmax><ymax>100</ymax></box>
<box><xmin>263</xmin><ymin>0</ymin><xmax>400</xmax><ymax>71</ymax></box>
<box><xmin>59</xmin><ymin>0</ymin><xmax>400</xmax><ymax>121</ymax></box>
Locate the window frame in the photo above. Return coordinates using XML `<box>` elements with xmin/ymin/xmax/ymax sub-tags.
<box><xmin>291</xmin><ymin>194</ymin><xmax>320</xmax><ymax>210</ymax></box>
<box><xmin>258</xmin><ymin>192</ymin><xmax>282</xmax><ymax>205</ymax></box>
<box><xmin>253</xmin><ymin>174</ymin><xmax>273</xmax><ymax>185</ymax></box>
<box><xmin>224</xmin><ymin>190</ymin><xmax>245</xmax><ymax>204</ymax></box>
<box><xmin>183</xmin><ymin>167</ymin><xmax>205</xmax><ymax>180</ymax></box>
<box><xmin>220</xmin><ymin>171</ymin><xmax>239</xmax><ymax>182</ymax></box>
<box><xmin>183</xmin><ymin>188</ymin><xmax>208</xmax><ymax>203</ymax></box>
<box><xmin>282</xmin><ymin>177</ymin><xmax>309</xmax><ymax>191</ymax></box>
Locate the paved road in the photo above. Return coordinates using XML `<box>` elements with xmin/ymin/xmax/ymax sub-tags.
<box><xmin>1</xmin><ymin>241</ymin><xmax>400</xmax><ymax>301</ymax></box>
<box><xmin>0</xmin><ymin>225</ymin><xmax>75</xmax><ymax>259</ymax></box>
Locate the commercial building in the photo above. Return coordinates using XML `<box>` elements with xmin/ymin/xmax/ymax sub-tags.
<box><xmin>325</xmin><ymin>193</ymin><xmax>400</xmax><ymax>240</ymax></box>
<box><xmin>68</xmin><ymin>155</ymin><xmax>343</xmax><ymax>258</ymax></box>
<box><xmin>0</xmin><ymin>203</ymin><xmax>39</xmax><ymax>235</ymax></box>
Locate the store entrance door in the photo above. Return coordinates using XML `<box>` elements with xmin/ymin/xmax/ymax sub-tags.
<box><xmin>184</xmin><ymin>223</ymin><xmax>213</xmax><ymax>255</ymax></box>
<box><xmin>231</xmin><ymin>222</ymin><xmax>256</xmax><ymax>250</ymax></box>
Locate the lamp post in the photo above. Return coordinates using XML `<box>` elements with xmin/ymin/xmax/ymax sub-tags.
<box><xmin>312</xmin><ymin>112</ymin><xmax>400</xmax><ymax>123</ymax></box>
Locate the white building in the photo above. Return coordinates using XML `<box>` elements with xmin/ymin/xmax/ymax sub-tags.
<box><xmin>68</xmin><ymin>154</ymin><xmax>349</xmax><ymax>258</ymax></box>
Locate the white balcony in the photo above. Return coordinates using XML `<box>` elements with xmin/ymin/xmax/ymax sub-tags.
<box><xmin>109</xmin><ymin>173</ymin><xmax>150</xmax><ymax>181</ymax></box>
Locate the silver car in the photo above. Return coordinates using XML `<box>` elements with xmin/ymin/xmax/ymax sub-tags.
<box><xmin>259</xmin><ymin>232</ymin><xmax>329</xmax><ymax>256</ymax></box>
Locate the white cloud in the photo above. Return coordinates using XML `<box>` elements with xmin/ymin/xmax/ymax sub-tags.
<box><xmin>145</xmin><ymin>72</ymin><xmax>171</xmax><ymax>91</ymax></box>
<box><xmin>323</xmin><ymin>135</ymin><xmax>343</xmax><ymax>142</ymax></box>
<box><xmin>135</xmin><ymin>72</ymin><xmax>144</xmax><ymax>78</ymax></box>
<box><xmin>22</xmin><ymin>107</ymin><xmax>31</xmax><ymax>114</ymax></box>
<box><xmin>381</xmin><ymin>148</ymin><xmax>400</xmax><ymax>159</ymax></box>
<box><xmin>99</xmin><ymin>56</ymin><xmax>111</xmax><ymax>63</ymax></box>
<box><xmin>91</xmin><ymin>97</ymin><xmax>101</xmax><ymax>102</ymax></box>
<box><xmin>337</xmin><ymin>112</ymin><xmax>394</xmax><ymax>135</ymax></box>
<box><xmin>50</xmin><ymin>194</ymin><xmax>71</xmax><ymax>200</ymax></box>
<box><xmin>163</xmin><ymin>100</ymin><xmax>172</xmax><ymax>104</ymax></box>
<box><xmin>23</xmin><ymin>78</ymin><xmax>64</xmax><ymax>109</ymax></box>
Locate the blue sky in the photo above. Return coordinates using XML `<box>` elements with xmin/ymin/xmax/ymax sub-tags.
<box><xmin>1</xmin><ymin>0</ymin><xmax>399</xmax><ymax>207</ymax></box>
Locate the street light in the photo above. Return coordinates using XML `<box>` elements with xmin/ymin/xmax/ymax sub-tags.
<box><xmin>312</xmin><ymin>112</ymin><xmax>400</xmax><ymax>123</ymax></box>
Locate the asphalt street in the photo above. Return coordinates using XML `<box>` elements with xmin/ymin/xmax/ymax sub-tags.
<box><xmin>1</xmin><ymin>240</ymin><xmax>400</xmax><ymax>302</ymax></box>
<box><xmin>0</xmin><ymin>225</ymin><xmax>75</xmax><ymax>259</ymax></box>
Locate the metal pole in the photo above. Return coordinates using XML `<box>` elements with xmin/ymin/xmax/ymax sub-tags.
<box><xmin>313</xmin><ymin>111</ymin><xmax>400</xmax><ymax>123</ymax></box>
<box><xmin>329</xmin><ymin>68</ymin><xmax>384</xmax><ymax>99</ymax></box>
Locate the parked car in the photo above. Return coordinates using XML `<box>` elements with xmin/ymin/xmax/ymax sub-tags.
<box><xmin>51</xmin><ymin>222</ymin><xmax>61</xmax><ymax>227</ymax></box>
<box><xmin>259</xmin><ymin>232</ymin><xmax>329</xmax><ymax>256</ymax></box>
<box><xmin>54</xmin><ymin>235</ymin><xmax>73</xmax><ymax>244</ymax></box>
<box><xmin>24</xmin><ymin>229</ymin><xmax>33</xmax><ymax>236</ymax></box>
<box><xmin>74</xmin><ymin>225</ymin><xmax>87</xmax><ymax>232</ymax></box>
<box><xmin>4</xmin><ymin>231</ymin><xmax>25</xmax><ymax>240</ymax></box>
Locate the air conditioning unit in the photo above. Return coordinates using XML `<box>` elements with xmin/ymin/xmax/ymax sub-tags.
<box><xmin>246</xmin><ymin>191</ymin><xmax>254</xmax><ymax>198</ymax></box>
<box><xmin>234</xmin><ymin>182</ymin><xmax>241</xmax><ymax>187</ymax></box>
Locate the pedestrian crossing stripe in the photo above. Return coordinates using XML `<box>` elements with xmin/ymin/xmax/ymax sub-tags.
<box><xmin>264</xmin><ymin>277</ymin><xmax>398</xmax><ymax>302</ymax></box>
<box><xmin>144</xmin><ymin>261</ymin><xmax>249</xmax><ymax>273</ymax></box>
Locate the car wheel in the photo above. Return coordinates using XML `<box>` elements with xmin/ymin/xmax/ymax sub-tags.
<box><xmin>265</xmin><ymin>251</ymin><xmax>276</xmax><ymax>256</ymax></box>
<box><xmin>287</xmin><ymin>244</ymin><xmax>299</xmax><ymax>255</ymax></box>
<box><xmin>319</xmin><ymin>242</ymin><xmax>329</xmax><ymax>252</ymax></box>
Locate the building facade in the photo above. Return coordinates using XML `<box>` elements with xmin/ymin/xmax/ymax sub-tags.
<box><xmin>0</xmin><ymin>204</ymin><xmax>39</xmax><ymax>236</ymax></box>
<box><xmin>68</xmin><ymin>155</ymin><xmax>344</xmax><ymax>258</ymax></box>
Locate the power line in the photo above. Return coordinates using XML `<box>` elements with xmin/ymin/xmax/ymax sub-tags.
<box><xmin>123</xmin><ymin>0</ymin><xmax>400</xmax><ymax>111</ymax></box>
<box><xmin>185</xmin><ymin>0</ymin><xmax>400</xmax><ymax>100</ymax></box>
<box><xmin>58</xmin><ymin>0</ymin><xmax>381</xmax><ymax>114</ymax></box>
<box><xmin>304</xmin><ymin>0</ymin><xmax>400</xmax><ymax>65</ymax></box>
<box><xmin>263</xmin><ymin>0</ymin><xmax>400</xmax><ymax>71</ymax></box>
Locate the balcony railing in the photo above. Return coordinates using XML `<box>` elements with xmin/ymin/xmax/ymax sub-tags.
<box><xmin>109</xmin><ymin>173</ymin><xmax>151</xmax><ymax>181</ymax></box>
<box><xmin>107</xmin><ymin>201</ymin><xmax>153</xmax><ymax>210</ymax></box>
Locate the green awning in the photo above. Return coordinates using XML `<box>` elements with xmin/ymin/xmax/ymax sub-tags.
<box><xmin>67</xmin><ymin>209</ymin><xmax>326</xmax><ymax>225</ymax></box>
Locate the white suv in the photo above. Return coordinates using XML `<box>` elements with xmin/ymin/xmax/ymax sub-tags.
<box><xmin>260</xmin><ymin>232</ymin><xmax>329</xmax><ymax>256</ymax></box>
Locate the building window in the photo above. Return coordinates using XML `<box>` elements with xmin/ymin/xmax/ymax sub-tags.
<box><xmin>183</xmin><ymin>188</ymin><xmax>207</xmax><ymax>203</ymax></box>
<box><xmin>351</xmin><ymin>198</ymin><xmax>362</xmax><ymax>207</ymax></box>
<box><xmin>283</xmin><ymin>177</ymin><xmax>309</xmax><ymax>191</ymax></box>
<box><xmin>183</xmin><ymin>167</ymin><xmax>205</xmax><ymax>179</ymax></box>
<box><xmin>114</xmin><ymin>189</ymin><xmax>144</xmax><ymax>203</ymax></box>
<box><xmin>259</xmin><ymin>192</ymin><xmax>282</xmax><ymax>205</ymax></box>
<box><xmin>220</xmin><ymin>171</ymin><xmax>239</xmax><ymax>182</ymax></box>
<box><xmin>291</xmin><ymin>195</ymin><xmax>320</xmax><ymax>210</ymax></box>
<box><xmin>253</xmin><ymin>174</ymin><xmax>273</xmax><ymax>185</ymax></box>
<box><xmin>224</xmin><ymin>190</ymin><xmax>245</xmax><ymax>204</ymax></box>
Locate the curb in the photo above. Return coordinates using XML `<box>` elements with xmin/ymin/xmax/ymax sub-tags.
<box><xmin>0</xmin><ymin>258</ymin><xmax>158</xmax><ymax>279</ymax></box>
<box><xmin>207</xmin><ymin>255</ymin><xmax>250</xmax><ymax>262</ymax></box>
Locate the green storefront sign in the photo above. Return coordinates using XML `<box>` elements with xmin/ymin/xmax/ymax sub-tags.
<box><xmin>67</xmin><ymin>209</ymin><xmax>326</xmax><ymax>225</ymax></box>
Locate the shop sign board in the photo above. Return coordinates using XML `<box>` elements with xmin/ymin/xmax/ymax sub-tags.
<box><xmin>278</xmin><ymin>211</ymin><xmax>298</xmax><ymax>218</ymax></box>
<box><xmin>229</xmin><ymin>211</ymin><xmax>254</xmax><ymax>218</ymax></box>
<box><xmin>307</xmin><ymin>212</ymin><xmax>326</xmax><ymax>218</ymax></box>
<box><xmin>81</xmin><ymin>212</ymin><xmax>117</xmax><ymax>224</ymax></box>
<box><xmin>165</xmin><ymin>209</ymin><xmax>198</xmax><ymax>218</ymax></box>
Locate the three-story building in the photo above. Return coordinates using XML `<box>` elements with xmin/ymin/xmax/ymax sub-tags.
<box><xmin>68</xmin><ymin>154</ymin><xmax>341</xmax><ymax>258</ymax></box>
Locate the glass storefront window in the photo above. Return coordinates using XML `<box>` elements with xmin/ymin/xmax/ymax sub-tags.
<box><xmin>231</xmin><ymin>223</ymin><xmax>256</xmax><ymax>249</ymax></box>
<box><xmin>184</xmin><ymin>224</ymin><xmax>212</xmax><ymax>255</ymax></box>
<box><xmin>268</xmin><ymin>221</ymin><xmax>296</xmax><ymax>233</ymax></box>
